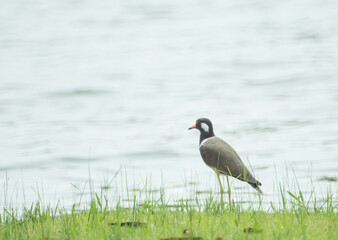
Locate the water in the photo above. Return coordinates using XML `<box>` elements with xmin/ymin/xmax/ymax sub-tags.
<box><xmin>1</xmin><ymin>0</ymin><xmax>337</xmax><ymax>209</ymax></box>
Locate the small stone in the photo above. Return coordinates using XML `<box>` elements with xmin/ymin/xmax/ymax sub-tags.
<box><xmin>243</xmin><ymin>227</ymin><xmax>254</xmax><ymax>233</ymax></box>
<box><xmin>243</xmin><ymin>227</ymin><xmax>262</xmax><ymax>233</ymax></box>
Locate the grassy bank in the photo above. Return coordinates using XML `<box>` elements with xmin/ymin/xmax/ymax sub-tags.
<box><xmin>1</xmin><ymin>190</ymin><xmax>337</xmax><ymax>240</ymax></box>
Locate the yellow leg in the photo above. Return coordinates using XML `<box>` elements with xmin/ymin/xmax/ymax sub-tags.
<box><xmin>226</xmin><ymin>175</ymin><xmax>231</xmax><ymax>207</ymax></box>
<box><xmin>217</xmin><ymin>174</ymin><xmax>224</xmax><ymax>195</ymax></box>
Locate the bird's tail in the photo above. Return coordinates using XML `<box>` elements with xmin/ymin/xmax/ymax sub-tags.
<box><xmin>248</xmin><ymin>181</ymin><xmax>263</xmax><ymax>194</ymax></box>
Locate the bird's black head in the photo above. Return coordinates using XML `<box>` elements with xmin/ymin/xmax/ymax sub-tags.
<box><xmin>188</xmin><ymin>118</ymin><xmax>215</xmax><ymax>143</ymax></box>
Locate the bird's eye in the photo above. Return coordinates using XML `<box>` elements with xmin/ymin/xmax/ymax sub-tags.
<box><xmin>196</xmin><ymin>121</ymin><xmax>201</xmax><ymax>125</ymax></box>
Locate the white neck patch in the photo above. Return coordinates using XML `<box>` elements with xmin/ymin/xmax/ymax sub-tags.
<box><xmin>201</xmin><ymin>122</ymin><xmax>209</xmax><ymax>132</ymax></box>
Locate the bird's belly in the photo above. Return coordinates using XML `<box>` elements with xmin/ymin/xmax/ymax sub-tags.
<box><xmin>208</xmin><ymin>165</ymin><xmax>230</xmax><ymax>176</ymax></box>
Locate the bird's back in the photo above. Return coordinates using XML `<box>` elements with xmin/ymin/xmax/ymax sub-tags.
<box><xmin>199</xmin><ymin>136</ymin><xmax>259</xmax><ymax>185</ymax></box>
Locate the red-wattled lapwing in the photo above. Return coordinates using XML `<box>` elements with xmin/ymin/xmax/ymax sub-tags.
<box><xmin>188</xmin><ymin>118</ymin><xmax>262</xmax><ymax>204</ymax></box>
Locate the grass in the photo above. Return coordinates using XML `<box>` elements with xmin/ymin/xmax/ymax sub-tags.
<box><xmin>1</xmin><ymin>186</ymin><xmax>337</xmax><ymax>239</ymax></box>
<box><xmin>1</xmin><ymin>168</ymin><xmax>337</xmax><ymax>239</ymax></box>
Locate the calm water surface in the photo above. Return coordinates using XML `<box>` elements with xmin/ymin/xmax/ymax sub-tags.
<box><xmin>1</xmin><ymin>0</ymin><xmax>337</xmax><ymax>209</ymax></box>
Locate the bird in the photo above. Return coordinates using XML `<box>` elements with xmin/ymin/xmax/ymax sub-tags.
<box><xmin>188</xmin><ymin>118</ymin><xmax>262</xmax><ymax>204</ymax></box>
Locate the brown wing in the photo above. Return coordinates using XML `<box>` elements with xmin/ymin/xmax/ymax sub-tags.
<box><xmin>199</xmin><ymin>137</ymin><xmax>259</xmax><ymax>185</ymax></box>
